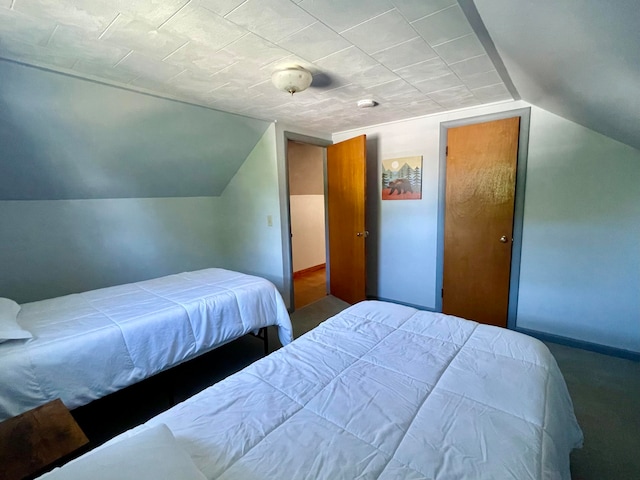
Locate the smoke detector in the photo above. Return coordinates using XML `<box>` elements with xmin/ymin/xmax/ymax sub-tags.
<box><xmin>357</xmin><ymin>99</ymin><xmax>378</xmax><ymax>108</ymax></box>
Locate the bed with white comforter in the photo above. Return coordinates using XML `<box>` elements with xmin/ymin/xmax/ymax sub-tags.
<box><xmin>41</xmin><ymin>300</ymin><xmax>583</xmax><ymax>480</ymax></box>
<box><xmin>0</xmin><ymin>268</ymin><xmax>292</xmax><ymax>421</ymax></box>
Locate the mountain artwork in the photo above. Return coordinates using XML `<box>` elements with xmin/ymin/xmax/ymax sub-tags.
<box><xmin>381</xmin><ymin>156</ymin><xmax>422</xmax><ymax>200</ymax></box>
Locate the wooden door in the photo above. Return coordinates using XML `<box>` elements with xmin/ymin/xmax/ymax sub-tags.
<box><xmin>443</xmin><ymin>117</ymin><xmax>520</xmax><ymax>327</ymax></box>
<box><xmin>327</xmin><ymin>135</ymin><xmax>367</xmax><ymax>304</ymax></box>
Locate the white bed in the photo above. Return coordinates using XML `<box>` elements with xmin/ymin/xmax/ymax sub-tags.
<box><xmin>38</xmin><ymin>300</ymin><xmax>583</xmax><ymax>480</ymax></box>
<box><xmin>0</xmin><ymin>268</ymin><xmax>292</xmax><ymax>421</ymax></box>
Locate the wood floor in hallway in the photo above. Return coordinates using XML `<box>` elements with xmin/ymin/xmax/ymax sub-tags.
<box><xmin>293</xmin><ymin>266</ymin><xmax>327</xmax><ymax>309</ymax></box>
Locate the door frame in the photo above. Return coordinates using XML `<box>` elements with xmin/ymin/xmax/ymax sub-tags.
<box><xmin>281</xmin><ymin>131</ymin><xmax>332</xmax><ymax>312</ymax></box>
<box><xmin>435</xmin><ymin>107</ymin><xmax>531</xmax><ymax>329</ymax></box>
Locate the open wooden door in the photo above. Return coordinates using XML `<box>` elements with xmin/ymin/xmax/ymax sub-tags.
<box><xmin>442</xmin><ymin>117</ymin><xmax>520</xmax><ymax>327</ymax></box>
<box><xmin>327</xmin><ymin>135</ymin><xmax>367</xmax><ymax>304</ymax></box>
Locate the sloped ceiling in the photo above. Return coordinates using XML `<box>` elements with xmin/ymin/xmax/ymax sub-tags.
<box><xmin>0</xmin><ymin>60</ymin><xmax>270</xmax><ymax>199</ymax></box>
<box><xmin>473</xmin><ymin>0</ymin><xmax>640</xmax><ymax>151</ymax></box>
<box><xmin>0</xmin><ymin>0</ymin><xmax>638</xmax><ymax>202</ymax></box>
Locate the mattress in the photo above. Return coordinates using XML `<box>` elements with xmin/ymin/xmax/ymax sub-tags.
<box><xmin>75</xmin><ymin>300</ymin><xmax>583</xmax><ymax>479</ymax></box>
<box><xmin>0</xmin><ymin>268</ymin><xmax>292</xmax><ymax>421</ymax></box>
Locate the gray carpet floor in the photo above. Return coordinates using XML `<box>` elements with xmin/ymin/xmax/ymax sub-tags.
<box><xmin>73</xmin><ymin>295</ymin><xmax>639</xmax><ymax>479</ymax></box>
<box><xmin>545</xmin><ymin>342</ymin><xmax>640</xmax><ymax>480</ymax></box>
<box><xmin>289</xmin><ymin>294</ymin><xmax>351</xmax><ymax>336</ymax></box>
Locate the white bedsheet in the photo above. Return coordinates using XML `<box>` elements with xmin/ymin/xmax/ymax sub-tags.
<box><xmin>0</xmin><ymin>268</ymin><xmax>292</xmax><ymax>421</ymax></box>
<box><xmin>106</xmin><ymin>300</ymin><xmax>583</xmax><ymax>479</ymax></box>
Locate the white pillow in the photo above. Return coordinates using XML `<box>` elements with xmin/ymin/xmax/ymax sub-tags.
<box><xmin>36</xmin><ymin>424</ymin><xmax>207</xmax><ymax>480</ymax></box>
<box><xmin>0</xmin><ymin>297</ymin><xmax>32</xmax><ymax>343</ymax></box>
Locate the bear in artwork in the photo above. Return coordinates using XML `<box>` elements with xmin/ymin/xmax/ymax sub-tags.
<box><xmin>388</xmin><ymin>178</ymin><xmax>413</xmax><ymax>195</ymax></box>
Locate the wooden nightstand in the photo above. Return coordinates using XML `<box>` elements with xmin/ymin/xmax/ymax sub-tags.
<box><xmin>0</xmin><ymin>399</ymin><xmax>89</xmax><ymax>480</ymax></box>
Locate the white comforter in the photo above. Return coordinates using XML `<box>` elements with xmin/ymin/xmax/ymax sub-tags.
<box><xmin>0</xmin><ymin>268</ymin><xmax>292</xmax><ymax>421</ymax></box>
<box><xmin>117</xmin><ymin>300</ymin><xmax>583</xmax><ymax>479</ymax></box>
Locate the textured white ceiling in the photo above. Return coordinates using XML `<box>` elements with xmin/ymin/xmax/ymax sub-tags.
<box><xmin>0</xmin><ymin>0</ymin><xmax>514</xmax><ymax>133</ymax></box>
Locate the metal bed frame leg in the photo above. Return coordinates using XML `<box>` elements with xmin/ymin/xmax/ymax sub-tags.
<box><xmin>265</xmin><ymin>328</ymin><xmax>269</xmax><ymax>355</ymax></box>
<box><xmin>262</xmin><ymin>327</ymin><xmax>269</xmax><ymax>355</ymax></box>
<box><xmin>252</xmin><ymin>327</ymin><xmax>269</xmax><ymax>355</ymax></box>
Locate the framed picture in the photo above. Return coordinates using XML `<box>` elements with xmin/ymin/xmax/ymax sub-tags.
<box><xmin>381</xmin><ymin>156</ymin><xmax>422</xmax><ymax>200</ymax></box>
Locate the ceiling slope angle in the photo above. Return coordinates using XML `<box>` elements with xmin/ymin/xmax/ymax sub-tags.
<box><xmin>0</xmin><ymin>60</ymin><xmax>272</xmax><ymax>200</ymax></box>
<box><xmin>473</xmin><ymin>0</ymin><xmax>640</xmax><ymax>150</ymax></box>
<box><xmin>0</xmin><ymin>0</ymin><xmax>518</xmax><ymax>133</ymax></box>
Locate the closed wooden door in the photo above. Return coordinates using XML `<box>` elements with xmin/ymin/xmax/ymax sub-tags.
<box><xmin>327</xmin><ymin>135</ymin><xmax>367</xmax><ymax>304</ymax></box>
<box><xmin>443</xmin><ymin>117</ymin><xmax>520</xmax><ymax>327</ymax></box>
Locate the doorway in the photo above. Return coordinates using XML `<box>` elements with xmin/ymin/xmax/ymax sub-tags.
<box><xmin>288</xmin><ymin>140</ymin><xmax>328</xmax><ymax>309</ymax></box>
<box><xmin>436</xmin><ymin>108</ymin><xmax>531</xmax><ymax>329</ymax></box>
<box><xmin>284</xmin><ymin>133</ymin><xmax>368</xmax><ymax>311</ymax></box>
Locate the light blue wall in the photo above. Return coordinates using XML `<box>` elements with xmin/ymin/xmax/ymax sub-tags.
<box><xmin>517</xmin><ymin>108</ymin><xmax>640</xmax><ymax>352</ymax></box>
<box><xmin>215</xmin><ymin>124</ymin><xmax>287</xmax><ymax>294</ymax></box>
<box><xmin>334</xmin><ymin>101</ymin><xmax>640</xmax><ymax>353</ymax></box>
<box><xmin>0</xmin><ymin>197</ymin><xmax>226</xmax><ymax>303</ymax></box>
<box><xmin>0</xmin><ymin>127</ymin><xmax>290</xmax><ymax>304</ymax></box>
<box><xmin>364</xmin><ymin>128</ymin><xmax>441</xmax><ymax>309</ymax></box>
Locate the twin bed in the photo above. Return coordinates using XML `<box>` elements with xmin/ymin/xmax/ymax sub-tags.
<box><xmin>0</xmin><ymin>268</ymin><xmax>292</xmax><ymax>421</ymax></box>
<box><xmin>15</xmin><ymin>289</ymin><xmax>581</xmax><ymax>480</ymax></box>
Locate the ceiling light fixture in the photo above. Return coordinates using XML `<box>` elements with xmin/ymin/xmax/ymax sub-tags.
<box><xmin>271</xmin><ymin>66</ymin><xmax>313</xmax><ymax>95</ymax></box>
<box><xmin>357</xmin><ymin>99</ymin><xmax>378</xmax><ymax>108</ymax></box>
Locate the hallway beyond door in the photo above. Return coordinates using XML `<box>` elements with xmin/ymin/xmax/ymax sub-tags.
<box><xmin>293</xmin><ymin>266</ymin><xmax>327</xmax><ymax>309</ymax></box>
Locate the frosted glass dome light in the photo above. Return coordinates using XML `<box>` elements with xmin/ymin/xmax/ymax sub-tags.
<box><xmin>271</xmin><ymin>66</ymin><xmax>313</xmax><ymax>95</ymax></box>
